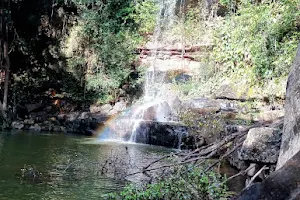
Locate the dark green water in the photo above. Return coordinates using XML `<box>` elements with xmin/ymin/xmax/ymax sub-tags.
<box><xmin>0</xmin><ymin>131</ymin><xmax>173</xmax><ymax>200</ymax></box>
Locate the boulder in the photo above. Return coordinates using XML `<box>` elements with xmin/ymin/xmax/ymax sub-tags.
<box><xmin>53</xmin><ymin>126</ymin><xmax>63</xmax><ymax>132</ymax></box>
<box><xmin>254</xmin><ymin>110</ymin><xmax>284</xmax><ymax>123</ymax></box>
<box><xmin>133</xmin><ymin>121</ymin><xmax>188</xmax><ymax>148</ymax></box>
<box><xmin>217</xmin><ymin>99</ymin><xmax>239</xmax><ymax>112</ymax></box>
<box><xmin>277</xmin><ymin>44</ymin><xmax>300</xmax><ymax>169</ymax></box>
<box><xmin>235</xmin><ymin>150</ymin><xmax>300</xmax><ymax>200</ymax></box>
<box><xmin>40</xmin><ymin>125</ymin><xmax>53</xmax><ymax>132</ymax></box>
<box><xmin>63</xmin><ymin>119</ymin><xmax>99</xmax><ymax>136</ymax></box>
<box><xmin>174</xmin><ymin>73</ymin><xmax>191</xmax><ymax>83</ymax></box>
<box><xmin>11</xmin><ymin>121</ymin><xmax>24</xmax><ymax>129</ymax></box>
<box><xmin>239</xmin><ymin>127</ymin><xmax>282</xmax><ymax>163</ymax></box>
<box><xmin>100</xmin><ymin>104</ymin><xmax>113</xmax><ymax>114</ymax></box>
<box><xmin>168</xmin><ymin>96</ymin><xmax>182</xmax><ymax>108</ymax></box>
<box><xmin>215</xmin><ymin>84</ymin><xmax>239</xmax><ymax>100</ymax></box>
<box><xmin>183</xmin><ymin>98</ymin><xmax>221</xmax><ymax>114</ymax></box>
<box><xmin>90</xmin><ymin>104</ymin><xmax>113</xmax><ymax>114</ymax></box>
<box><xmin>141</xmin><ymin>101</ymin><xmax>172</xmax><ymax>122</ymax></box>
<box><xmin>110</xmin><ymin>101</ymin><xmax>127</xmax><ymax>115</ymax></box>
<box><xmin>24</xmin><ymin>119</ymin><xmax>35</xmax><ymax>125</ymax></box>
<box><xmin>227</xmin><ymin>136</ymin><xmax>249</xmax><ymax>170</ymax></box>
<box><xmin>30</xmin><ymin>111</ymin><xmax>48</xmax><ymax>122</ymax></box>
<box><xmin>78</xmin><ymin>112</ymin><xmax>91</xmax><ymax>120</ymax></box>
<box><xmin>29</xmin><ymin>124</ymin><xmax>42</xmax><ymax>131</ymax></box>
<box><xmin>67</xmin><ymin>112</ymin><xmax>80</xmax><ymax>121</ymax></box>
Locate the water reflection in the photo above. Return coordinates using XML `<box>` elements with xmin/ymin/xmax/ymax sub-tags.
<box><xmin>0</xmin><ymin>131</ymin><xmax>174</xmax><ymax>200</ymax></box>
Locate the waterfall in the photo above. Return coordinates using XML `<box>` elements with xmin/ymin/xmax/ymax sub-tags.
<box><xmin>128</xmin><ymin>0</ymin><xmax>181</xmax><ymax>142</ymax></box>
<box><xmin>99</xmin><ymin>0</ymin><xmax>187</xmax><ymax>145</ymax></box>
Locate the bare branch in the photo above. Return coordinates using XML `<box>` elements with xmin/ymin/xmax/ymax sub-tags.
<box><xmin>246</xmin><ymin>165</ymin><xmax>269</xmax><ymax>188</ymax></box>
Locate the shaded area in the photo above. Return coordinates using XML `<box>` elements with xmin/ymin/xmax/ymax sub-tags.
<box><xmin>0</xmin><ymin>131</ymin><xmax>173</xmax><ymax>199</ymax></box>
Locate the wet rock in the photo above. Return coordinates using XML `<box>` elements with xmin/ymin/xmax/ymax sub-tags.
<box><xmin>239</xmin><ymin>127</ymin><xmax>282</xmax><ymax>163</ymax></box>
<box><xmin>39</xmin><ymin>120</ymin><xmax>53</xmax><ymax>131</ymax></box>
<box><xmin>142</xmin><ymin>101</ymin><xmax>172</xmax><ymax>121</ymax></box>
<box><xmin>40</xmin><ymin>125</ymin><xmax>53</xmax><ymax>132</ymax></box>
<box><xmin>19</xmin><ymin>165</ymin><xmax>44</xmax><ymax>183</ymax></box>
<box><xmin>49</xmin><ymin>119</ymin><xmax>60</xmax><ymax>126</ymax></box>
<box><xmin>29</xmin><ymin>124</ymin><xmax>42</xmax><ymax>131</ymax></box>
<box><xmin>11</xmin><ymin>121</ymin><xmax>24</xmax><ymax>129</ymax></box>
<box><xmin>53</xmin><ymin>126</ymin><xmax>63</xmax><ymax>132</ymax></box>
<box><xmin>110</xmin><ymin>101</ymin><xmax>127</xmax><ymax>115</ymax></box>
<box><xmin>60</xmin><ymin>126</ymin><xmax>67</xmax><ymax>133</ymax></box>
<box><xmin>134</xmin><ymin>121</ymin><xmax>188</xmax><ymax>148</ymax></box>
<box><xmin>24</xmin><ymin>119</ymin><xmax>35</xmax><ymax>125</ymax></box>
<box><xmin>63</xmin><ymin>119</ymin><xmax>98</xmax><ymax>136</ymax></box>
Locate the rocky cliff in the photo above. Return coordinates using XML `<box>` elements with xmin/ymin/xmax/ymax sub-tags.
<box><xmin>277</xmin><ymin>43</ymin><xmax>300</xmax><ymax>169</ymax></box>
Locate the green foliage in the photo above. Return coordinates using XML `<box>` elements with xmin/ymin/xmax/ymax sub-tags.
<box><xmin>129</xmin><ymin>0</ymin><xmax>159</xmax><ymax>35</ymax></box>
<box><xmin>179</xmin><ymin>107</ymin><xmax>226</xmax><ymax>143</ymax></box>
<box><xmin>163</xmin><ymin>1</ymin><xmax>212</xmax><ymax>46</ymax></box>
<box><xmin>103</xmin><ymin>165</ymin><xmax>230</xmax><ymax>200</ymax></box>
<box><xmin>63</xmin><ymin>0</ymin><xmax>158</xmax><ymax>103</ymax></box>
<box><xmin>213</xmin><ymin>0</ymin><xmax>300</xmax><ymax>79</ymax></box>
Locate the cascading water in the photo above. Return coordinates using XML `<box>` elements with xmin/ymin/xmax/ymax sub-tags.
<box><xmin>99</xmin><ymin>0</ymin><xmax>187</xmax><ymax>145</ymax></box>
<box><xmin>129</xmin><ymin>0</ymin><xmax>180</xmax><ymax>142</ymax></box>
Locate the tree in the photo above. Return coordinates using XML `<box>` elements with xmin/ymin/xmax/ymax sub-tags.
<box><xmin>0</xmin><ymin>0</ymin><xmax>11</xmax><ymax>117</ymax></box>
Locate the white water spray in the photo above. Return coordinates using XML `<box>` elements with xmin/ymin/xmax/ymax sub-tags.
<box><xmin>128</xmin><ymin>0</ymin><xmax>181</xmax><ymax>142</ymax></box>
<box><xmin>99</xmin><ymin>0</ymin><xmax>186</xmax><ymax>144</ymax></box>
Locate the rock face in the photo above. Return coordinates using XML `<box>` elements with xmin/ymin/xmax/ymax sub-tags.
<box><xmin>11</xmin><ymin>121</ymin><xmax>24</xmax><ymax>129</ymax></box>
<box><xmin>142</xmin><ymin>101</ymin><xmax>172</xmax><ymax>121</ymax></box>
<box><xmin>277</xmin><ymin>44</ymin><xmax>300</xmax><ymax>169</ymax></box>
<box><xmin>134</xmin><ymin>121</ymin><xmax>188</xmax><ymax>148</ymax></box>
<box><xmin>235</xmin><ymin>149</ymin><xmax>300</xmax><ymax>200</ymax></box>
<box><xmin>239</xmin><ymin>127</ymin><xmax>282</xmax><ymax>163</ymax></box>
<box><xmin>183</xmin><ymin>98</ymin><xmax>221</xmax><ymax>114</ymax></box>
<box><xmin>11</xmin><ymin>112</ymin><xmax>106</xmax><ymax>136</ymax></box>
<box><xmin>215</xmin><ymin>84</ymin><xmax>239</xmax><ymax>100</ymax></box>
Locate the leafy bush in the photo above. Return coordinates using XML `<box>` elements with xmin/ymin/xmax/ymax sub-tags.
<box><xmin>213</xmin><ymin>0</ymin><xmax>300</xmax><ymax>79</ymax></box>
<box><xmin>62</xmin><ymin>0</ymin><xmax>158</xmax><ymax>103</ymax></box>
<box><xmin>103</xmin><ymin>165</ymin><xmax>230</xmax><ymax>200</ymax></box>
<box><xmin>129</xmin><ymin>0</ymin><xmax>159</xmax><ymax>35</ymax></box>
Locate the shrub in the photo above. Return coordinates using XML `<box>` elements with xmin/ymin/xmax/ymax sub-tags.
<box><xmin>62</xmin><ymin>0</ymin><xmax>158</xmax><ymax>103</ymax></box>
<box><xmin>214</xmin><ymin>0</ymin><xmax>300</xmax><ymax>80</ymax></box>
<box><xmin>103</xmin><ymin>165</ymin><xmax>230</xmax><ymax>200</ymax></box>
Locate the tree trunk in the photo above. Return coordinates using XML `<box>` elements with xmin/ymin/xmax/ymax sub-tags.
<box><xmin>2</xmin><ymin>40</ymin><xmax>9</xmax><ymax>114</ymax></box>
<box><xmin>0</xmin><ymin>6</ymin><xmax>3</xmax><ymax>116</ymax></box>
<box><xmin>1</xmin><ymin>0</ymin><xmax>10</xmax><ymax>117</ymax></box>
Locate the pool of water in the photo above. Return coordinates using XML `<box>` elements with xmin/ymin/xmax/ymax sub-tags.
<box><xmin>0</xmin><ymin>131</ymin><xmax>174</xmax><ymax>200</ymax></box>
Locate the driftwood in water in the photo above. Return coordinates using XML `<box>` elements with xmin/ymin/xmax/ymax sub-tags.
<box><xmin>125</xmin><ymin>121</ymin><xmax>272</xmax><ymax>177</ymax></box>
